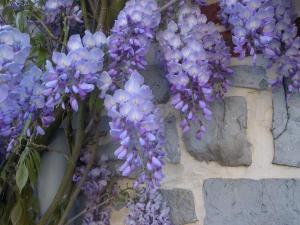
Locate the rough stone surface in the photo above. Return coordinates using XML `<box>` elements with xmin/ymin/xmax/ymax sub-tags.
<box><xmin>160</xmin><ymin>188</ymin><xmax>197</xmax><ymax>225</ymax></box>
<box><xmin>273</xmin><ymin>90</ymin><xmax>300</xmax><ymax>167</ymax></box>
<box><xmin>203</xmin><ymin>178</ymin><xmax>300</xmax><ymax>225</ymax></box>
<box><xmin>164</xmin><ymin>112</ymin><xmax>181</xmax><ymax>164</ymax></box>
<box><xmin>141</xmin><ymin>65</ymin><xmax>170</xmax><ymax>104</ymax></box>
<box><xmin>230</xmin><ymin>65</ymin><xmax>268</xmax><ymax>90</ymax></box>
<box><xmin>272</xmin><ymin>86</ymin><xmax>288</xmax><ymax>139</ymax></box>
<box><xmin>183</xmin><ymin>96</ymin><xmax>251</xmax><ymax>166</ymax></box>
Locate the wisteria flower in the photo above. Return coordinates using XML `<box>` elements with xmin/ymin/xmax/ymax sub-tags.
<box><xmin>105</xmin><ymin>71</ymin><xmax>165</xmax><ymax>188</ymax></box>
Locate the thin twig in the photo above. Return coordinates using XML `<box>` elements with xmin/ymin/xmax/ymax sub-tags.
<box><xmin>159</xmin><ymin>0</ymin><xmax>179</xmax><ymax>12</ymax></box>
<box><xmin>84</xmin><ymin>116</ymin><xmax>95</xmax><ymax>134</ymax></box>
<box><xmin>81</xmin><ymin>0</ymin><xmax>90</xmax><ymax>29</ymax></box>
<box><xmin>31</xmin><ymin>13</ymin><xmax>59</xmax><ymax>40</ymax></box>
<box><xmin>87</xmin><ymin>0</ymin><xmax>97</xmax><ymax>17</ymax></box>
<box><xmin>65</xmin><ymin>196</ymin><xmax>112</xmax><ymax>225</ymax></box>
<box><xmin>97</xmin><ymin>0</ymin><xmax>108</xmax><ymax>31</ymax></box>
<box><xmin>61</xmin><ymin>15</ymin><xmax>69</xmax><ymax>52</ymax></box>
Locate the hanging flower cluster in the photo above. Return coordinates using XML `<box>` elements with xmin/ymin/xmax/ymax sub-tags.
<box><xmin>125</xmin><ymin>187</ymin><xmax>172</xmax><ymax>225</ymax></box>
<box><xmin>43</xmin><ymin>30</ymin><xmax>111</xmax><ymax>112</ymax></box>
<box><xmin>0</xmin><ymin>26</ymin><xmax>47</xmax><ymax>155</ymax></box>
<box><xmin>219</xmin><ymin>0</ymin><xmax>300</xmax><ymax>92</ymax></box>
<box><xmin>107</xmin><ymin>0</ymin><xmax>161</xmax><ymax>81</ymax></box>
<box><xmin>105</xmin><ymin>0</ymin><xmax>165</xmax><ymax>188</ymax></box>
<box><xmin>105</xmin><ymin>71</ymin><xmax>165</xmax><ymax>188</ymax></box>
<box><xmin>73</xmin><ymin>151</ymin><xmax>112</xmax><ymax>225</ymax></box>
<box><xmin>157</xmin><ymin>4</ymin><xmax>232</xmax><ymax>139</ymax></box>
<box><xmin>219</xmin><ymin>0</ymin><xmax>275</xmax><ymax>60</ymax></box>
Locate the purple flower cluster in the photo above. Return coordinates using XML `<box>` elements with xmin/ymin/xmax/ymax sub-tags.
<box><xmin>105</xmin><ymin>71</ymin><xmax>165</xmax><ymax>188</ymax></box>
<box><xmin>0</xmin><ymin>26</ymin><xmax>32</xmax><ymax>135</ymax></box>
<box><xmin>157</xmin><ymin>5</ymin><xmax>231</xmax><ymax>139</ymax></box>
<box><xmin>125</xmin><ymin>187</ymin><xmax>172</xmax><ymax>225</ymax></box>
<box><xmin>220</xmin><ymin>0</ymin><xmax>300</xmax><ymax>92</ymax></box>
<box><xmin>219</xmin><ymin>0</ymin><xmax>297</xmax><ymax>62</ymax></box>
<box><xmin>43</xmin><ymin>30</ymin><xmax>111</xmax><ymax>112</ymax></box>
<box><xmin>0</xmin><ymin>26</ymin><xmax>51</xmax><ymax>157</ymax></box>
<box><xmin>108</xmin><ymin>0</ymin><xmax>161</xmax><ymax>81</ymax></box>
<box><xmin>277</xmin><ymin>37</ymin><xmax>300</xmax><ymax>92</ymax></box>
<box><xmin>73</xmin><ymin>152</ymin><xmax>112</xmax><ymax>225</ymax></box>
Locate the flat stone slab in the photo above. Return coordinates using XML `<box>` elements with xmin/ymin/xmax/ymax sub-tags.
<box><xmin>183</xmin><ymin>96</ymin><xmax>251</xmax><ymax>166</ymax></box>
<box><xmin>203</xmin><ymin>179</ymin><xmax>300</xmax><ymax>225</ymax></box>
<box><xmin>164</xmin><ymin>112</ymin><xmax>180</xmax><ymax>164</ymax></box>
<box><xmin>273</xmin><ymin>88</ymin><xmax>300</xmax><ymax>167</ymax></box>
<box><xmin>141</xmin><ymin>65</ymin><xmax>170</xmax><ymax>104</ymax></box>
<box><xmin>160</xmin><ymin>188</ymin><xmax>197</xmax><ymax>225</ymax></box>
<box><xmin>230</xmin><ymin>65</ymin><xmax>268</xmax><ymax>90</ymax></box>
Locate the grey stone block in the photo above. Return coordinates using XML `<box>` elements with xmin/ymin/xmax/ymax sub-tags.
<box><xmin>272</xmin><ymin>86</ymin><xmax>288</xmax><ymax>139</ymax></box>
<box><xmin>161</xmin><ymin>188</ymin><xmax>197</xmax><ymax>225</ymax></box>
<box><xmin>141</xmin><ymin>65</ymin><xmax>170</xmax><ymax>104</ymax></box>
<box><xmin>203</xmin><ymin>179</ymin><xmax>300</xmax><ymax>225</ymax></box>
<box><xmin>183</xmin><ymin>96</ymin><xmax>251</xmax><ymax>166</ymax></box>
<box><xmin>273</xmin><ymin>90</ymin><xmax>300</xmax><ymax>167</ymax></box>
<box><xmin>230</xmin><ymin>65</ymin><xmax>268</xmax><ymax>90</ymax></box>
<box><xmin>164</xmin><ymin>112</ymin><xmax>180</xmax><ymax>164</ymax></box>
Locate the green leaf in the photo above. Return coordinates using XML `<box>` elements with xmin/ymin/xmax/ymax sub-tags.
<box><xmin>2</xmin><ymin>6</ymin><xmax>15</xmax><ymax>24</ymax></box>
<box><xmin>16</xmin><ymin>163</ymin><xmax>29</xmax><ymax>193</ymax></box>
<box><xmin>10</xmin><ymin>201</ymin><xmax>22</xmax><ymax>225</ymax></box>
<box><xmin>36</xmin><ymin>48</ymin><xmax>48</xmax><ymax>67</ymax></box>
<box><xmin>15</xmin><ymin>11</ymin><xmax>27</xmax><ymax>32</ymax></box>
<box><xmin>0</xmin><ymin>0</ymin><xmax>10</xmax><ymax>6</ymax></box>
<box><xmin>25</xmin><ymin>149</ymin><xmax>41</xmax><ymax>187</ymax></box>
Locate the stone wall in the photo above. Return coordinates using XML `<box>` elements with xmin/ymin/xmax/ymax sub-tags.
<box><xmin>109</xmin><ymin>53</ymin><xmax>300</xmax><ymax>224</ymax></box>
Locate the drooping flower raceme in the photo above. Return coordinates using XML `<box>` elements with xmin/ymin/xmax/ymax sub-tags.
<box><xmin>108</xmin><ymin>0</ymin><xmax>161</xmax><ymax>81</ymax></box>
<box><xmin>276</xmin><ymin>37</ymin><xmax>300</xmax><ymax>92</ymax></box>
<box><xmin>219</xmin><ymin>0</ymin><xmax>277</xmax><ymax>60</ymax></box>
<box><xmin>42</xmin><ymin>30</ymin><xmax>111</xmax><ymax>112</ymax></box>
<box><xmin>0</xmin><ymin>26</ymin><xmax>50</xmax><ymax>157</ymax></box>
<box><xmin>0</xmin><ymin>26</ymin><xmax>31</xmax><ymax>139</ymax></box>
<box><xmin>73</xmin><ymin>151</ymin><xmax>112</xmax><ymax>225</ymax></box>
<box><xmin>125</xmin><ymin>187</ymin><xmax>172</xmax><ymax>225</ymax></box>
<box><xmin>262</xmin><ymin>0</ymin><xmax>297</xmax><ymax>62</ymax></box>
<box><xmin>219</xmin><ymin>0</ymin><xmax>297</xmax><ymax>63</ymax></box>
<box><xmin>220</xmin><ymin>0</ymin><xmax>300</xmax><ymax>92</ymax></box>
<box><xmin>105</xmin><ymin>71</ymin><xmax>165</xmax><ymax>188</ymax></box>
<box><xmin>157</xmin><ymin>5</ymin><xmax>232</xmax><ymax>139</ymax></box>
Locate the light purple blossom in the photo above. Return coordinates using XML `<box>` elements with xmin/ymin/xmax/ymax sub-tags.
<box><xmin>107</xmin><ymin>0</ymin><xmax>161</xmax><ymax>81</ymax></box>
<box><xmin>105</xmin><ymin>71</ymin><xmax>165</xmax><ymax>188</ymax></box>
<box><xmin>157</xmin><ymin>5</ymin><xmax>231</xmax><ymax>139</ymax></box>
<box><xmin>42</xmin><ymin>30</ymin><xmax>111</xmax><ymax>112</ymax></box>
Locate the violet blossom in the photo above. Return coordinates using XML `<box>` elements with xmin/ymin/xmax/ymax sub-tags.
<box><xmin>107</xmin><ymin>0</ymin><xmax>161</xmax><ymax>81</ymax></box>
<box><xmin>105</xmin><ymin>71</ymin><xmax>165</xmax><ymax>188</ymax></box>
<box><xmin>157</xmin><ymin>5</ymin><xmax>231</xmax><ymax>139</ymax></box>
<box><xmin>42</xmin><ymin>30</ymin><xmax>111</xmax><ymax>112</ymax></box>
